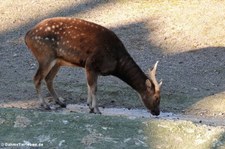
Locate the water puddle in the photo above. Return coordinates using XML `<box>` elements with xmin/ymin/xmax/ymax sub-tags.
<box><xmin>65</xmin><ymin>104</ymin><xmax>178</xmax><ymax>119</ymax></box>
<box><xmin>64</xmin><ymin>104</ymin><xmax>225</xmax><ymax>126</ymax></box>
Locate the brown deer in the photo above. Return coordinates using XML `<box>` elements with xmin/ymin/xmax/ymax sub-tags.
<box><xmin>25</xmin><ymin>17</ymin><xmax>162</xmax><ymax>115</ymax></box>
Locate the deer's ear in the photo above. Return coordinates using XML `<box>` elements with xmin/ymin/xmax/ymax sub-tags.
<box><xmin>145</xmin><ymin>79</ymin><xmax>152</xmax><ymax>88</ymax></box>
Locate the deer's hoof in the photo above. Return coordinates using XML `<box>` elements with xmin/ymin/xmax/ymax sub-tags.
<box><xmin>89</xmin><ymin>108</ymin><xmax>102</xmax><ymax>114</ymax></box>
<box><xmin>61</xmin><ymin>103</ymin><xmax>67</xmax><ymax>108</ymax></box>
<box><xmin>89</xmin><ymin>108</ymin><xmax>95</xmax><ymax>113</ymax></box>
<box><xmin>57</xmin><ymin>101</ymin><xmax>66</xmax><ymax>108</ymax></box>
<box><xmin>41</xmin><ymin>103</ymin><xmax>51</xmax><ymax>110</ymax></box>
<box><xmin>56</xmin><ymin>97</ymin><xmax>66</xmax><ymax>108</ymax></box>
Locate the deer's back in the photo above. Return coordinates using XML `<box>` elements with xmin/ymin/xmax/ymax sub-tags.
<box><xmin>25</xmin><ymin>17</ymin><xmax>128</xmax><ymax>71</ymax></box>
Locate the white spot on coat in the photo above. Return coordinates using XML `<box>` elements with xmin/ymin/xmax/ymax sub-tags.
<box><xmin>58</xmin><ymin>48</ymin><xmax>63</xmax><ymax>53</ymax></box>
<box><xmin>45</xmin><ymin>27</ymin><xmax>51</xmax><ymax>31</ymax></box>
<box><xmin>34</xmin><ymin>36</ymin><xmax>41</xmax><ymax>40</ymax></box>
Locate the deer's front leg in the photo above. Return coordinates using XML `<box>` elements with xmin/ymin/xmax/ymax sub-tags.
<box><xmin>89</xmin><ymin>83</ymin><xmax>101</xmax><ymax>114</ymax></box>
<box><xmin>87</xmin><ymin>84</ymin><xmax>92</xmax><ymax>109</ymax></box>
<box><xmin>86</xmin><ymin>69</ymin><xmax>101</xmax><ymax>114</ymax></box>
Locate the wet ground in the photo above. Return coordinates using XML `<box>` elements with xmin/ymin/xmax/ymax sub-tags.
<box><xmin>0</xmin><ymin>107</ymin><xmax>224</xmax><ymax>149</ymax></box>
<box><xmin>65</xmin><ymin>104</ymin><xmax>225</xmax><ymax>127</ymax></box>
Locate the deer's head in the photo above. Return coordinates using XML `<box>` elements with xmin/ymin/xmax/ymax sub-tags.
<box><xmin>142</xmin><ymin>61</ymin><xmax>162</xmax><ymax>116</ymax></box>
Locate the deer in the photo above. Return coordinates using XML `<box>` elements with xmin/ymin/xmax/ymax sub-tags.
<box><xmin>25</xmin><ymin>17</ymin><xmax>162</xmax><ymax>116</ymax></box>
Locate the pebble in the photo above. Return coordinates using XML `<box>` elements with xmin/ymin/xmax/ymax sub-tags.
<box><xmin>62</xmin><ymin>120</ymin><xmax>69</xmax><ymax>125</ymax></box>
<box><xmin>219</xmin><ymin>112</ymin><xmax>224</xmax><ymax>116</ymax></box>
<box><xmin>13</xmin><ymin>53</ymin><xmax>18</xmax><ymax>57</ymax></box>
<box><xmin>29</xmin><ymin>63</ymin><xmax>36</xmax><ymax>70</ymax></box>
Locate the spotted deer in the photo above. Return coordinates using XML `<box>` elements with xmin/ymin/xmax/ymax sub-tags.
<box><xmin>25</xmin><ymin>17</ymin><xmax>162</xmax><ymax>115</ymax></box>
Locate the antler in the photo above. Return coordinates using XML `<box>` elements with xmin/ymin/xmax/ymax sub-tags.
<box><xmin>149</xmin><ymin>61</ymin><xmax>162</xmax><ymax>92</ymax></box>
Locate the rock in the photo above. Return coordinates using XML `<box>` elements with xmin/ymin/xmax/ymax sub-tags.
<box><xmin>14</xmin><ymin>115</ymin><xmax>31</xmax><ymax>128</ymax></box>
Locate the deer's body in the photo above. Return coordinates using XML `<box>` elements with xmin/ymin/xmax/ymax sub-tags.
<box><xmin>25</xmin><ymin>17</ymin><xmax>162</xmax><ymax>115</ymax></box>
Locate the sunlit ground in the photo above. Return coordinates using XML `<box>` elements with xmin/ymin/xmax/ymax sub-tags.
<box><xmin>1</xmin><ymin>0</ymin><xmax>225</xmax><ymax>52</ymax></box>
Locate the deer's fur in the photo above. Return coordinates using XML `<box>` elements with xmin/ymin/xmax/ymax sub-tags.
<box><xmin>25</xmin><ymin>17</ymin><xmax>162</xmax><ymax>115</ymax></box>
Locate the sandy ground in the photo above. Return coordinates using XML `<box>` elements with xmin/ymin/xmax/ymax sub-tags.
<box><xmin>0</xmin><ymin>0</ymin><xmax>225</xmax><ymax>124</ymax></box>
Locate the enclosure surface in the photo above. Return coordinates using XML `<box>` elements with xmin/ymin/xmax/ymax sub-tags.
<box><xmin>0</xmin><ymin>0</ymin><xmax>225</xmax><ymax>148</ymax></box>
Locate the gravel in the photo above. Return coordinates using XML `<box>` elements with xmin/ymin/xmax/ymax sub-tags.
<box><xmin>0</xmin><ymin>0</ymin><xmax>225</xmax><ymax>120</ymax></box>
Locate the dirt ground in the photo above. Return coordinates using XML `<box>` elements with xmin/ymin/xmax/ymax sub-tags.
<box><xmin>0</xmin><ymin>0</ymin><xmax>225</xmax><ymax>126</ymax></box>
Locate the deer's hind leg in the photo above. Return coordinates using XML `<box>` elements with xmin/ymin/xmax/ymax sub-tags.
<box><xmin>45</xmin><ymin>64</ymin><xmax>66</xmax><ymax>108</ymax></box>
<box><xmin>34</xmin><ymin>60</ymin><xmax>56</xmax><ymax>110</ymax></box>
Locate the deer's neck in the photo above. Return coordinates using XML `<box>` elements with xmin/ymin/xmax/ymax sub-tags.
<box><xmin>113</xmin><ymin>55</ymin><xmax>148</xmax><ymax>94</ymax></box>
